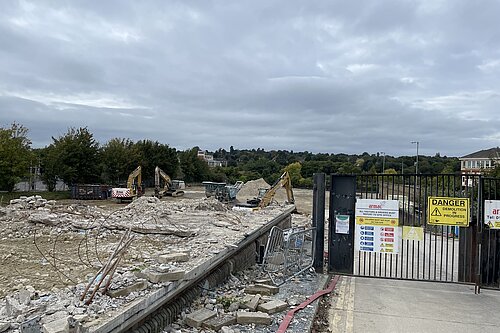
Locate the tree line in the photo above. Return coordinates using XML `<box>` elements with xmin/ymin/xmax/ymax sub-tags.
<box><xmin>0</xmin><ymin>123</ymin><xmax>463</xmax><ymax>192</ymax></box>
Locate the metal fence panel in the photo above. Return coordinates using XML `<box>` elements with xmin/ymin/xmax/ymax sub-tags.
<box><xmin>349</xmin><ymin>174</ymin><xmax>480</xmax><ymax>283</ymax></box>
<box><xmin>262</xmin><ymin>226</ymin><xmax>315</xmax><ymax>285</ymax></box>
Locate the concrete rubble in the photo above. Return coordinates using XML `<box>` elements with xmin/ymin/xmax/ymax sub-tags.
<box><xmin>162</xmin><ymin>248</ymin><xmax>322</xmax><ymax>333</ymax></box>
<box><xmin>236</xmin><ymin>178</ymin><xmax>290</xmax><ymax>205</ymax></box>
<box><xmin>0</xmin><ymin>194</ymin><xmax>299</xmax><ymax>333</ymax></box>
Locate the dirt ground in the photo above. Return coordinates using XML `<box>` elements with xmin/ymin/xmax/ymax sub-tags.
<box><xmin>0</xmin><ymin>185</ymin><xmax>319</xmax><ymax>299</ymax></box>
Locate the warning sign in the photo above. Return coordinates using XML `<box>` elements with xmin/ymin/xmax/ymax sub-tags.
<box><xmin>427</xmin><ymin>196</ymin><xmax>470</xmax><ymax>226</ymax></box>
<box><xmin>484</xmin><ymin>200</ymin><xmax>500</xmax><ymax>229</ymax></box>
<box><xmin>402</xmin><ymin>226</ymin><xmax>424</xmax><ymax>241</ymax></box>
<box><xmin>430</xmin><ymin>207</ymin><xmax>442</xmax><ymax>216</ymax></box>
<box><xmin>355</xmin><ymin>199</ymin><xmax>399</xmax><ymax>226</ymax></box>
<box><xmin>355</xmin><ymin>199</ymin><xmax>401</xmax><ymax>254</ymax></box>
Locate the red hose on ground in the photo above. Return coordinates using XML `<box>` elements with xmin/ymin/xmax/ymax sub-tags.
<box><xmin>276</xmin><ymin>275</ymin><xmax>341</xmax><ymax>333</ymax></box>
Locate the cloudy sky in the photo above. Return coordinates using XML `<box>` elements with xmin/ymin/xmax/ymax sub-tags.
<box><xmin>1</xmin><ymin>0</ymin><xmax>499</xmax><ymax>157</ymax></box>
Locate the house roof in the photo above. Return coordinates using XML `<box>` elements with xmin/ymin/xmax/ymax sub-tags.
<box><xmin>461</xmin><ymin>147</ymin><xmax>500</xmax><ymax>159</ymax></box>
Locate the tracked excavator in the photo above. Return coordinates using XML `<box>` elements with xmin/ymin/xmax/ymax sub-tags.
<box><xmin>154</xmin><ymin>166</ymin><xmax>185</xmax><ymax>198</ymax></box>
<box><xmin>242</xmin><ymin>171</ymin><xmax>295</xmax><ymax>209</ymax></box>
<box><xmin>111</xmin><ymin>166</ymin><xmax>143</xmax><ymax>202</ymax></box>
<box><xmin>257</xmin><ymin>171</ymin><xmax>295</xmax><ymax>208</ymax></box>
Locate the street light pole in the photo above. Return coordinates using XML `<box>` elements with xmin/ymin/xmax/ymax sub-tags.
<box><xmin>411</xmin><ymin>141</ymin><xmax>419</xmax><ymax>174</ymax></box>
<box><xmin>381</xmin><ymin>152</ymin><xmax>386</xmax><ymax>174</ymax></box>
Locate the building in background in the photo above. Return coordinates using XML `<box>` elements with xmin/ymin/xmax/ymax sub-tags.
<box><xmin>459</xmin><ymin>147</ymin><xmax>500</xmax><ymax>175</ymax></box>
<box><xmin>197</xmin><ymin>149</ymin><xmax>227</xmax><ymax>168</ymax></box>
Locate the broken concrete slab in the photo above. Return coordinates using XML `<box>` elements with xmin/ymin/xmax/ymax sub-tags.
<box><xmin>236</xmin><ymin>311</ymin><xmax>272</xmax><ymax>325</ymax></box>
<box><xmin>202</xmin><ymin>314</ymin><xmax>236</xmax><ymax>331</ymax></box>
<box><xmin>5</xmin><ymin>296</ymin><xmax>24</xmax><ymax>317</ymax></box>
<box><xmin>257</xmin><ymin>299</ymin><xmax>288</xmax><ymax>314</ymax></box>
<box><xmin>157</xmin><ymin>252</ymin><xmax>190</xmax><ymax>263</ymax></box>
<box><xmin>42</xmin><ymin>316</ymin><xmax>69</xmax><ymax>333</ymax></box>
<box><xmin>107</xmin><ymin>280</ymin><xmax>148</xmax><ymax>298</ymax></box>
<box><xmin>240</xmin><ymin>294</ymin><xmax>260</xmax><ymax>311</ymax></box>
<box><xmin>220</xmin><ymin>327</ymin><xmax>235</xmax><ymax>333</ymax></box>
<box><xmin>244</xmin><ymin>283</ymin><xmax>279</xmax><ymax>295</ymax></box>
<box><xmin>0</xmin><ymin>322</ymin><xmax>10</xmax><ymax>333</ymax></box>
<box><xmin>138</xmin><ymin>270</ymin><xmax>185</xmax><ymax>283</ymax></box>
<box><xmin>185</xmin><ymin>308</ymin><xmax>217</xmax><ymax>328</ymax></box>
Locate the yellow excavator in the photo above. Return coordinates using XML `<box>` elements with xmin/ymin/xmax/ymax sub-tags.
<box><xmin>154</xmin><ymin>166</ymin><xmax>185</xmax><ymax>198</ymax></box>
<box><xmin>243</xmin><ymin>171</ymin><xmax>295</xmax><ymax>208</ymax></box>
<box><xmin>258</xmin><ymin>171</ymin><xmax>295</xmax><ymax>208</ymax></box>
<box><xmin>111</xmin><ymin>166</ymin><xmax>143</xmax><ymax>202</ymax></box>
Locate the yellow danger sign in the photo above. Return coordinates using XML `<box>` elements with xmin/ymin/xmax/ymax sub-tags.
<box><xmin>427</xmin><ymin>196</ymin><xmax>470</xmax><ymax>226</ymax></box>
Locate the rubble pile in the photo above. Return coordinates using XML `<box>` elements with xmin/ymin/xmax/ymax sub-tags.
<box><xmin>236</xmin><ymin>179</ymin><xmax>288</xmax><ymax>204</ymax></box>
<box><xmin>0</xmin><ymin>194</ymin><xmax>295</xmax><ymax>333</ymax></box>
<box><xmin>236</xmin><ymin>179</ymin><xmax>270</xmax><ymax>203</ymax></box>
<box><xmin>163</xmin><ymin>262</ymin><xmax>320</xmax><ymax>333</ymax></box>
<box><xmin>8</xmin><ymin>195</ymin><xmax>57</xmax><ymax>210</ymax></box>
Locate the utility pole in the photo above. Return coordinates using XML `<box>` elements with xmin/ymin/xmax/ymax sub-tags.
<box><xmin>381</xmin><ymin>152</ymin><xmax>386</xmax><ymax>174</ymax></box>
<box><xmin>411</xmin><ymin>141</ymin><xmax>419</xmax><ymax>174</ymax></box>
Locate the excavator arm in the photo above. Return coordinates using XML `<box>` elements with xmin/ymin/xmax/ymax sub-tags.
<box><xmin>258</xmin><ymin>171</ymin><xmax>295</xmax><ymax>208</ymax></box>
<box><xmin>154</xmin><ymin>166</ymin><xmax>184</xmax><ymax>198</ymax></box>
<box><xmin>111</xmin><ymin>166</ymin><xmax>141</xmax><ymax>201</ymax></box>
<box><xmin>127</xmin><ymin>166</ymin><xmax>142</xmax><ymax>194</ymax></box>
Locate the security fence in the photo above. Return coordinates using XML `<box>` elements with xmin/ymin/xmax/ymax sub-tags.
<box><xmin>328</xmin><ymin>174</ymin><xmax>500</xmax><ymax>291</ymax></box>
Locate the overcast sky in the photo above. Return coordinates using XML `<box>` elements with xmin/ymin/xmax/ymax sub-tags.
<box><xmin>1</xmin><ymin>0</ymin><xmax>499</xmax><ymax>157</ymax></box>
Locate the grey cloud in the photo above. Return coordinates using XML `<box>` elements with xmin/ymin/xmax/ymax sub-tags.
<box><xmin>0</xmin><ymin>0</ymin><xmax>499</xmax><ymax>157</ymax></box>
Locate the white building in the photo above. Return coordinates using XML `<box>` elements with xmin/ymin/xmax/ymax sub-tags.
<box><xmin>459</xmin><ymin>147</ymin><xmax>500</xmax><ymax>175</ymax></box>
<box><xmin>197</xmin><ymin>149</ymin><xmax>227</xmax><ymax>168</ymax></box>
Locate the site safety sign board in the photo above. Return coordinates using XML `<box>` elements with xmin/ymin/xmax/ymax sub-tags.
<box><xmin>427</xmin><ymin>196</ymin><xmax>470</xmax><ymax>227</ymax></box>
<box><xmin>484</xmin><ymin>200</ymin><xmax>500</xmax><ymax>229</ymax></box>
<box><xmin>355</xmin><ymin>225</ymin><xmax>401</xmax><ymax>254</ymax></box>
<box><xmin>355</xmin><ymin>199</ymin><xmax>399</xmax><ymax>226</ymax></box>
<box><xmin>355</xmin><ymin>199</ymin><xmax>400</xmax><ymax>253</ymax></box>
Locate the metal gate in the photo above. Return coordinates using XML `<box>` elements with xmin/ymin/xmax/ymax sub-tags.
<box><xmin>328</xmin><ymin>173</ymin><xmax>500</xmax><ymax>288</ymax></box>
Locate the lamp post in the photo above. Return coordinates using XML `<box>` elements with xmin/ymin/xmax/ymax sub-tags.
<box><xmin>381</xmin><ymin>152</ymin><xmax>386</xmax><ymax>174</ymax></box>
<box><xmin>411</xmin><ymin>141</ymin><xmax>419</xmax><ymax>174</ymax></box>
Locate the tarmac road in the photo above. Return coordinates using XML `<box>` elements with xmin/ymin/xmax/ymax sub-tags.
<box><xmin>327</xmin><ymin>276</ymin><xmax>500</xmax><ymax>333</ymax></box>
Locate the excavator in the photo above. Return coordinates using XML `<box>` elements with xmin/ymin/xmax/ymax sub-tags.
<box><xmin>243</xmin><ymin>171</ymin><xmax>295</xmax><ymax>209</ymax></box>
<box><xmin>111</xmin><ymin>166</ymin><xmax>143</xmax><ymax>202</ymax></box>
<box><xmin>257</xmin><ymin>171</ymin><xmax>295</xmax><ymax>208</ymax></box>
<box><xmin>154</xmin><ymin>166</ymin><xmax>185</xmax><ymax>198</ymax></box>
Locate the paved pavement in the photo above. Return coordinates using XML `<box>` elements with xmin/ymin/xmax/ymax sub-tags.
<box><xmin>327</xmin><ymin>276</ymin><xmax>500</xmax><ymax>333</ymax></box>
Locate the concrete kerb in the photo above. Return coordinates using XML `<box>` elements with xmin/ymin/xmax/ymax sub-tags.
<box><xmin>90</xmin><ymin>206</ymin><xmax>296</xmax><ymax>333</ymax></box>
<box><xmin>304</xmin><ymin>274</ymin><xmax>333</xmax><ymax>333</ymax></box>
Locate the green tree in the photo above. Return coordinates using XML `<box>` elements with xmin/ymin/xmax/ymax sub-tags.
<box><xmin>99</xmin><ymin>138</ymin><xmax>137</xmax><ymax>185</ymax></box>
<box><xmin>179</xmin><ymin>147</ymin><xmax>211</xmax><ymax>182</ymax></box>
<box><xmin>51</xmin><ymin>127</ymin><xmax>100</xmax><ymax>185</ymax></box>
<box><xmin>133</xmin><ymin>140</ymin><xmax>179</xmax><ymax>186</ymax></box>
<box><xmin>384</xmin><ymin>168</ymin><xmax>398</xmax><ymax>175</ymax></box>
<box><xmin>243</xmin><ymin>157</ymin><xmax>280</xmax><ymax>180</ymax></box>
<box><xmin>284</xmin><ymin>162</ymin><xmax>304</xmax><ymax>187</ymax></box>
<box><xmin>0</xmin><ymin>123</ymin><xmax>32</xmax><ymax>191</ymax></box>
<box><xmin>39</xmin><ymin>145</ymin><xmax>58</xmax><ymax>191</ymax></box>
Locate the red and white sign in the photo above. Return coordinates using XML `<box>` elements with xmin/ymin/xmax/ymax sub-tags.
<box><xmin>485</xmin><ymin>200</ymin><xmax>500</xmax><ymax>229</ymax></box>
<box><xmin>112</xmin><ymin>188</ymin><xmax>131</xmax><ymax>198</ymax></box>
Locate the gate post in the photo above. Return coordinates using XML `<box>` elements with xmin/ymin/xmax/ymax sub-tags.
<box><xmin>312</xmin><ymin>173</ymin><xmax>326</xmax><ymax>273</ymax></box>
<box><xmin>328</xmin><ymin>175</ymin><xmax>356</xmax><ymax>274</ymax></box>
